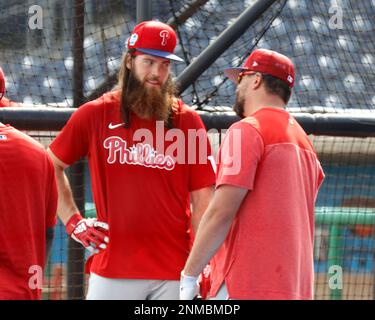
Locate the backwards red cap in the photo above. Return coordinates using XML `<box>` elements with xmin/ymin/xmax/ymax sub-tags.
<box><xmin>127</xmin><ymin>20</ymin><xmax>183</xmax><ymax>62</ymax></box>
<box><xmin>0</xmin><ymin>67</ymin><xmax>5</xmax><ymax>101</ymax></box>
<box><xmin>225</xmin><ymin>49</ymin><xmax>295</xmax><ymax>88</ymax></box>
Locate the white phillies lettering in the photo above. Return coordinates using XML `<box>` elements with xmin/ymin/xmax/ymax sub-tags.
<box><xmin>159</xmin><ymin>30</ymin><xmax>169</xmax><ymax>46</ymax></box>
<box><xmin>103</xmin><ymin>136</ymin><xmax>175</xmax><ymax>171</ymax></box>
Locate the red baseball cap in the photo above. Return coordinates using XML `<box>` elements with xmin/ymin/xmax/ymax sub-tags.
<box><xmin>0</xmin><ymin>67</ymin><xmax>5</xmax><ymax>101</ymax></box>
<box><xmin>127</xmin><ymin>20</ymin><xmax>183</xmax><ymax>62</ymax></box>
<box><xmin>225</xmin><ymin>49</ymin><xmax>295</xmax><ymax>88</ymax></box>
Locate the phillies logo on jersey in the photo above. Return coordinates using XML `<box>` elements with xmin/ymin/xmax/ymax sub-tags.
<box><xmin>103</xmin><ymin>136</ymin><xmax>175</xmax><ymax>170</ymax></box>
<box><xmin>159</xmin><ymin>30</ymin><xmax>169</xmax><ymax>46</ymax></box>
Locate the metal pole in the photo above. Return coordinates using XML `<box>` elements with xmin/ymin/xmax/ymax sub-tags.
<box><xmin>3</xmin><ymin>109</ymin><xmax>375</xmax><ymax>137</ymax></box>
<box><xmin>73</xmin><ymin>1</ymin><xmax>85</xmax><ymax>109</ymax></box>
<box><xmin>67</xmin><ymin>0</ymin><xmax>86</xmax><ymax>300</ymax></box>
<box><xmin>167</xmin><ymin>0</ymin><xmax>210</xmax><ymax>29</ymax></box>
<box><xmin>176</xmin><ymin>0</ymin><xmax>277</xmax><ymax>94</ymax></box>
<box><xmin>137</xmin><ymin>0</ymin><xmax>152</xmax><ymax>23</ymax></box>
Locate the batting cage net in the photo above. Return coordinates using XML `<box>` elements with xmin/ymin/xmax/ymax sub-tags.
<box><xmin>1</xmin><ymin>0</ymin><xmax>375</xmax><ymax>300</ymax></box>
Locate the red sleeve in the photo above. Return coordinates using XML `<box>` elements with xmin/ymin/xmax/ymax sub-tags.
<box><xmin>216</xmin><ymin>120</ymin><xmax>264</xmax><ymax>190</ymax></box>
<box><xmin>316</xmin><ymin>161</ymin><xmax>325</xmax><ymax>196</ymax></box>
<box><xmin>49</xmin><ymin>101</ymin><xmax>97</xmax><ymax>165</ymax></box>
<box><xmin>45</xmin><ymin>153</ymin><xmax>58</xmax><ymax>228</ymax></box>
<box><xmin>187</xmin><ymin>111</ymin><xmax>216</xmax><ymax>192</ymax></box>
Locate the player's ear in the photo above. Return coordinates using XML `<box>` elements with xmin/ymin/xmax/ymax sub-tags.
<box><xmin>125</xmin><ymin>53</ymin><xmax>133</xmax><ymax>70</ymax></box>
<box><xmin>252</xmin><ymin>73</ymin><xmax>262</xmax><ymax>90</ymax></box>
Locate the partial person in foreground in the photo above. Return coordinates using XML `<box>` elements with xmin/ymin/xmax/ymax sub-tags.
<box><xmin>47</xmin><ymin>20</ymin><xmax>215</xmax><ymax>300</ymax></box>
<box><xmin>0</xmin><ymin>70</ymin><xmax>57</xmax><ymax>299</ymax></box>
<box><xmin>180</xmin><ymin>48</ymin><xmax>325</xmax><ymax>300</ymax></box>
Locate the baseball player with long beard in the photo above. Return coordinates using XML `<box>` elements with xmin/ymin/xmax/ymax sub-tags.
<box><xmin>47</xmin><ymin>21</ymin><xmax>215</xmax><ymax>300</ymax></box>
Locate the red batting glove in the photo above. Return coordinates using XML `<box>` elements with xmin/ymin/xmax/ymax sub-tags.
<box><xmin>199</xmin><ymin>264</ymin><xmax>212</xmax><ymax>300</ymax></box>
<box><xmin>66</xmin><ymin>213</ymin><xmax>109</xmax><ymax>254</ymax></box>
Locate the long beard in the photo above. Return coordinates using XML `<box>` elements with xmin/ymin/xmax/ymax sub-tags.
<box><xmin>233</xmin><ymin>93</ymin><xmax>245</xmax><ymax>118</ymax></box>
<box><xmin>126</xmin><ymin>72</ymin><xmax>172</xmax><ymax>122</ymax></box>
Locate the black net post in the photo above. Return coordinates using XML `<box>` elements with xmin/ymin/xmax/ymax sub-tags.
<box><xmin>67</xmin><ymin>0</ymin><xmax>86</xmax><ymax>300</ymax></box>
<box><xmin>137</xmin><ymin>0</ymin><xmax>152</xmax><ymax>23</ymax></box>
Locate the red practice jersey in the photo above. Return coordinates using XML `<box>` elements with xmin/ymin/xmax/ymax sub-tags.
<box><xmin>50</xmin><ymin>92</ymin><xmax>215</xmax><ymax>279</ymax></box>
<box><xmin>211</xmin><ymin>108</ymin><xmax>324</xmax><ymax>299</ymax></box>
<box><xmin>0</xmin><ymin>124</ymin><xmax>57</xmax><ymax>299</ymax></box>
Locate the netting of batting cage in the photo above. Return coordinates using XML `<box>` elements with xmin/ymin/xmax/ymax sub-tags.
<box><xmin>1</xmin><ymin>0</ymin><xmax>375</xmax><ymax>300</ymax></box>
<box><xmin>1</xmin><ymin>1</ymin><xmax>374</xmax><ymax>110</ymax></box>
<box><xmin>172</xmin><ymin>0</ymin><xmax>375</xmax><ymax>112</ymax></box>
<box><xmin>311</xmin><ymin>135</ymin><xmax>375</xmax><ymax>300</ymax></box>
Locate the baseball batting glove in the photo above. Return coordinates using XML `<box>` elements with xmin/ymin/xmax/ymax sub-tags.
<box><xmin>199</xmin><ymin>264</ymin><xmax>212</xmax><ymax>300</ymax></box>
<box><xmin>65</xmin><ymin>213</ymin><xmax>109</xmax><ymax>254</ymax></box>
<box><xmin>180</xmin><ymin>271</ymin><xmax>200</xmax><ymax>300</ymax></box>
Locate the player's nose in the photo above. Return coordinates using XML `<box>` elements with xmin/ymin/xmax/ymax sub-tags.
<box><xmin>150</xmin><ymin>62</ymin><xmax>164</xmax><ymax>78</ymax></box>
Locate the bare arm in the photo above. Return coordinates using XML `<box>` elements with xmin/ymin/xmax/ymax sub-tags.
<box><xmin>183</xmin><ymin>185</ymin><xmax>248</xmax><ymax>277</ymax></box>
<box><xmin>47</xmin><ymin>148</ymin><xmax>79</xmax><ymax>225</ymax></box>
<box><xmin>190</xmin><ymin>185</ymin><xmax>214</xmax><ymax>235</ymax></box>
